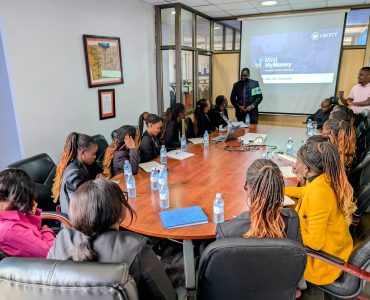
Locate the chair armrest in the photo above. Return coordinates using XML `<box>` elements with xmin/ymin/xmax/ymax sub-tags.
<box><xmin>305</xmin><ymin>247</ymin><xmax>370</xmax><ymax>282</ymax></box>
<box><xmin>41</xmin><ymin>211</ymin><xmax>71</xmax><ymax>228</ymax></box>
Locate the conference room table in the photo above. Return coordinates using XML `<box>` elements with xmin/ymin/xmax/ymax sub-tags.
<box><xmin>115</xmin><ymin>124</ymin><xmax>306</xmax><ymax>289</ymax></box>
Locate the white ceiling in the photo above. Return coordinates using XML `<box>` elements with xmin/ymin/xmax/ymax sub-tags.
<box><xmin>141</xmin><ymin>0</ymin><xmax>370</xmax><ymax>18</ymax></box>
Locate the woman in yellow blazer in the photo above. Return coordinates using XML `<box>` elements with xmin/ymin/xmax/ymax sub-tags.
<box><xmin>285</xmin><ymin>139</ymin><xmax>357</xmax><ymax>285</ymax></box>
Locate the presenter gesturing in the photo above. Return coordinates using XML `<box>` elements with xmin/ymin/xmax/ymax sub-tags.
<box><xmin>231</xmin><ymin>68</ymin><xmax>263</xmax><ymax>124</ymax></box>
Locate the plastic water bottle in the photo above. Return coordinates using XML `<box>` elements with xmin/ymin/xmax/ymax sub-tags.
<box><xmin>306</xmin><ymin>119</ymin><xmax>314</xmax><ymax>137</ymax></box>
<box><xmin>287</xmin><ymin>137</ymin><xmax>294</xmax><ymax>157</ymax></box>
<box><xmin>160</xmin><ymin>145</ymin><xmax>167</xmax><ymax>165</ymax></box>
<box><xmin>123</xmin><ymin>160</ymin><xmax>132</xmax><ymax>182</ymax></box>
<box><xmin>181</xmin><ymin>134</ymin><xmax>187</xmax><ymax>151</ymax></box>
<box><xmin>245</xmin><ymin>114</ymin><xmax>250</xmax><ymax>127</ymax></box>
<box><xmin>150</xmin><ymin>167</ymin><xmax>159</xmax><ymax>191</ymax></box>
<box><xmin>126</xmin><ymin>173</ymin><xmax>136</xmax><ymax>199</ymax></box>
<box><xmin>158</xmin><ymin>165</ymin><xmax>168</xmax><ymax>187</ymax></box>
<box><xmin>203</xmin><ymin>131</ymin><xmax>209</xmax><ymax>148</ymax></box>
<box><xmin>306</xmin><ymin>119</ymin><xmax>312</xmax><ymax>134</ymax></box>
<box><xmin>159</xmin><ymin>182</ymin><xmax>170</xmax><ymax>209</ymax></box>
<box><xmin>213</xmin><ymin>193</ymin><xmax>224</xmax><ymax>224</ymax></box>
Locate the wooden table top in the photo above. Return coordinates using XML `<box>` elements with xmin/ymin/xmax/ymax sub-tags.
<box><xmin>117</xmin><ymin>124</ymin><xmax>305</xmax><ymax>240</ymax></box>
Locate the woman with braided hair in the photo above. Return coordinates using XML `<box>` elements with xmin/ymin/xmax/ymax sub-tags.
<box><xmin>160</xmin><ymin>103</ymin><xmax>185</xmax><ymax>150</ymax></box>
<box><xmin>322</xmin><ymin>118</ymin><xmax>356</xmax><ymax>173</ymax></box>
<box><xmin>102</xmin><ymin>125</ymin><xmax>140</xmax><ymax>179</ymax></box>
<box><xmin>48</xmin><ymin>180</ymin><xmax>176</xmax><ymax>300</ymax></box>
<box><xmin>52</xmin><ymin>132</ymin><xmax>100</xmax><ymax>214</ymax></box>
<box><xmin>285</xmin><ymin>140</ymin><xmax>356</xmax><ymax>285</ymax></box>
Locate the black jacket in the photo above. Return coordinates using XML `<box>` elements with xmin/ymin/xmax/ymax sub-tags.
<box><xmin>59</xmin><ymin>158</ymin><xmax>91</xmax><ymax>214</ymax></box>
<box><xmin>47</xmin><ymin>228</ymin><xmax>176</xmax><ymax>300</ymax></box>
<box><xmin>195</xmin><ymin>113</ymin><xmax>215</xmax><ymax>136</ymax></box>
<box><xmin>306</xmin><ymin>107</ymin><xmax>332</xmax><ymax>130</ymax></box>
<box><xmin>208</xmin><ymin>107</ymin><xmax>229</xmax><ymax>128</ymax></box>
<box><xmin>139</xmin><ymin>131</ymin><xmax>161</xmax><ymax>163</ymax></box>
<box><xmin>164</xmin><ymin>120</ymin><xmax>181</xmax><ymax>150</ymax></box>
<box><xmin>230</xmin><ymin>79</ymin><xmax>263</xmax><ymax>112</ymax></box>
<box><xmin>216</xmin><ymin>208</ymin><xmax>302</xmax><ymax>243</ymax></box>
<box><xmin>112</xmin><ymin>148</ymin><xmax>140</xmax><ymax>176</ymax></box>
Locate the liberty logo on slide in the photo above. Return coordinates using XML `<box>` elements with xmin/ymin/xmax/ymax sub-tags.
<box><xmin>311</xmin><ymin>32</ymin><xmax>320</xmax><ymax>40</ymax></box>
<box><xmin>254</xmin><ymin>58</ymin><xmax>263</xmax><ymax>68</ymax></box>
<box><xmin>311</xmin><ymin>31</ymin><xmax>338</xmax><ymax>40</ymax></box>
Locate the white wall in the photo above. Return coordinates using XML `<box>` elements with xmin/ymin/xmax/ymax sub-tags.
<box><xmin>0</xmin><ymin>0</ymin><xmax>157</xmax><ymax>163</ymax></box>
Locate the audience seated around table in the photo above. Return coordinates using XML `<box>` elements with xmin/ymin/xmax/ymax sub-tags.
<box><xmin>48</xmin><ymin>179</ymin><xmax>176</xmax><ymax>300</ymax></box>
<box><xmin>160</xmin><ymin>103</ymin><xmax>185</xmax><ymax>151</ymax></box>
<box><xmin>102</xmin><ymin>125</ymin><xmax>140</xmax><ymax>179</ymax></box>
<box><xmin>322</xmin><ymin>119</ymin><xmax>356</xmax><ymax>174</ymax></box>
<box><xmin>285</xmin><ymin>138</ymin><xmax>357</xmax><ymax>285</ymax></box>
<box><xmin>138</xmin><ymin>114</ymin><xmax>163</xmax><ymax>163</ymax></box>
<box><xmin>208</xmin><ymin>95</ymin><xmax>230</xmax><ymax>129</ymax></box>
<box><xmin>52</xmin><ymin>132</ymin><xmax>100</xmax><ymax>215</ymax></box>
<box><xmin>306</xmin><ymin>98</ymin><xmax>333</xmax><ymax>130</ymax></box>
<box><xmin>194</xmin><ymin>98</ymin><xmax>215</xmax><ymax>136</ymax></box>
<box><xmin>0</xmin><ymin>169</ymin><xmax>55</xmax><ymax>258</ymax></box>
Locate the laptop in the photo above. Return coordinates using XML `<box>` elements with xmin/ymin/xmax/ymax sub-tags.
<box><xmin>212</xmin><ymin>126</ymin><xmax>240</xmax><ymax>142</ymax></box>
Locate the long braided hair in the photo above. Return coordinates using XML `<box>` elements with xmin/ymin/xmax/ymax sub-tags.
<box><xmin>324</xmin><ymin>119</ymin><xmax>356</xmax><ymax>172</ymax></box>
<box><xmin>52</xmin><ymin>132</ymin><xmax>96</xmax><ymax>202</ymax></box>
<box><xmin>244</xmin><ymin>159</ymin><xmax>286</xmax><ymax>238</ymax></box>
<box><xmin>297</xmin><ymin>140</ymin><xmax>356</xmax><ymax>223</ymax></box>
<box><xmin>102</xmin><ymin>125</ymin><xmax>137</xmax><ymax>179</ymax></box>
<box><xmin>194</xmin><ymin>99</ymin><xmax>209</xmax><ymax>136</ymax></box>
<box><xmin>70</xmin><ymin>179</ymin><xmax>136</xmax><ymax>261</ymax></box>
<box><xmin>160</xmin><ymin>103</ymin><xmax>185</xmax><ymax>143</ymax></box>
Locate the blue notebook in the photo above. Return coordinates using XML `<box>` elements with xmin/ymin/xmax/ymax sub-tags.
<box><xmin>159</xmin><ymin>206</ymin><xmax>208</xmax><ymax>229</ymax></box>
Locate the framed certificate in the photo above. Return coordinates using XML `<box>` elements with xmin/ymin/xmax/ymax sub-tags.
<box><xmin>98</xmin><ymin>89</ymin><xmax>116</xmax><ymax>120</ymax></box>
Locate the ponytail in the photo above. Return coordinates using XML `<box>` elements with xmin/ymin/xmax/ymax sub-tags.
<box><xmin>244</xmin><ymin>159</ymin><xmax>285</xmax><ymax>238</ymax></box>
<box><xmin>72</xmin><ymin>234</ymin><xmax>98</xmax><ymax>262</ymax></box>
<box><xmin>102</xmin><ymin>138</ymin><xmax>120</xmax><ymax>179</ymax></box>
<box><xmin>138</xmin><ymin>112</ymin><xmax>149</xmax><ymax>144</ymax></box>
<box><xmin>52</xmin><ymin>132</ymin><xmax>95</xmax><ymax>202</ymax></box>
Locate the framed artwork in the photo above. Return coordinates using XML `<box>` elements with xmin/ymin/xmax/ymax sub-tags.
<box><xmin>83</xmin><ymin>34</ymin><xmax>124</xmax><ymax>87</ymax></box>
<box><xmin>98</xmin><ymin>89</ymin><xmax>116</xmax><ymax>120</ymax></box>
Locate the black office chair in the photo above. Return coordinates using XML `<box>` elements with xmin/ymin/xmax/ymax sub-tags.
<box><xmin>185</xmin><ymin>117</ymin><xmax>196</xmax><ymax>139</ymax></box>
<box><xmin>196</xmin><ymin>238</ymin><xmax>307</xmax><ymax>300</ymax></box>
<box><xmin>7</xmin><ymin>153</ymin><xmax>57</xmax><ymax>211</ymax></box>
<box><xmin>0</xmin><ymin>257</ymin><xmax>138</xmax><ymax>300</ymax></box>
<box><xmin>306</xmin><ymin>213</ymin><xmax>370</xmax><ymax>299</ymax></box>
<box><xmin>89</xmin><ymin>134</ymin><xmax>108</xmax><ymax>177</ymax></box>
<box><xmin>353</xmin><ymin>159</ymin><xmax>370</xmax><ymax>216</ymax></box>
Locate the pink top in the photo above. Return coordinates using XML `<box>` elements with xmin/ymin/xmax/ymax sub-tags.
<box><xmin>349</xmin><ymin>83</ymin><xmax>370</xmax><ymax>114</ymax></box>
<box><xmin>0</xmin><ymin>209</ymin><xmax>55</xmax><ymax>258</ymax></box>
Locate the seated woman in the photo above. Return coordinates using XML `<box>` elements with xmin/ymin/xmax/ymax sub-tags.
<box><xmin>52</xmin><ymin>132</ymin><xmax>99</xmax><ymax>214</ymax></box>
<box><xmin>208</xmin><ymin>95</ymin><xmax>230</xmax><ymax>129</ymax></box>
<box><xmin>160</xmin><ymin>103</ymin><xmax>185</xmax><ymax>150</ymax></box>
<box><xmin>0</xmin><ymin>169</ymin><xmax>55</xmax><ymax>257</ymax></box>
<box><xmin>285</xmin><ymin>139</ymin><xmax>356</xmax><ymax>285</ymax></box>
<box><xmin>138</xmin><ymin>114</ymin><xmax>163</xmax><ymax>163</ymax></box>
<box><xmin>48</xmin><ymin>180</ymin><xmax>176</xmax><ymax>300</ymax></box>
<box><xmin>322</xmin><ymin>119</ymin><xmax>356</xmax><ymax>173</ymax></box>
<box><xmin>194</xmin><ymin>98</ymin><xmax>215</xmax><ymax>136</ymax></box>
<box><xmin>102</xmin><ymin>125</ymin><xmax>140</xmax><ymax>178</ymax></box>
<box><xmin>216</xmin><ymin>159</ymin><xmax>301</xmax><ymax>242</ymax></box>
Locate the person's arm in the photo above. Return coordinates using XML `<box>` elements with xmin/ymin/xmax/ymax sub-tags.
<box><xmin>230</xmin><ymin>83</ymin><xmax>239</xmax><ymax>110</ymax></box>
<box><xmin>350</xmin><ymin>97</ymin><xmax>370</xmax><ymax>107</ymax></box>
<box><xmin>128</xmin><ymin>148</ymin><xmax>140</xmax><ymax>175</ymax></box>
<box><xmin>339</xmin><ymin>90</ymin><xmax>353</xmax><ymax>106</ymax></box>
<box><xmin>285</xmin><ymin>186</ymin><xmax>306</xmax><ymax>200</ymax></box>
<box><xmin>300</xmin><ymin>188</ymin><xmax>331</xmax><ymax>250</ymax></box>
<box><xmin>164</xmin><ymin>121</ymin><xmax>181</xmax><ymax>149</ymax></box>
<box><xmin>65</xmin><ymin>168</ymin><xmax>88</xmax><ymax>194</ymax></box>
<box><xmin>137</xmin><ymin>242</ymin><xmax>177</xmax><ymax>300</ymax></box>
<box><xmin>249</xmin><ymin>81</ymin><xmax>263</xmax><ymax>110</ymax></box>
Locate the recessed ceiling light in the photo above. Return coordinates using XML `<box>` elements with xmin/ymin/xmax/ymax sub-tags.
<box><xmin>261</xmin><ymin>1</ymin><xmax>278</xmax><ymax>5</ymax></box>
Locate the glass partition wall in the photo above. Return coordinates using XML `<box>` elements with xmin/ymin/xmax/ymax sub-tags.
<box><xmin>156</xmin><ymin>4</ymin><xmax>240</xmax><ymax>113</ymax></box>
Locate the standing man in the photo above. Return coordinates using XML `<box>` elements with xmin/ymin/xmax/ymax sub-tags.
<box><xmin>230</xmin><ymin>68</ymin><xmax>263</xmax><ymax>124</ymax></box>
<box><xmin>339</xmin><ymin>67</ymin><xmax>370</xmax><ymax>115</ymax></box>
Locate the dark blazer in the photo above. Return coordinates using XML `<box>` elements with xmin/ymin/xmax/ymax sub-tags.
<box><xmin>112</xmin><ymin>148</ymin><xmax>140</xmax><ymax>176</ymax></box>
<box><xmin>216</xmin><ymin>208</ymin><xmax>302</xmax><ymax>244</ymax></box>
<box><xmin>47</xmin><ymin>228</ymin><xmax>176</xmax><ymax>300</ymax></box>
<box><xmin>195</xmin><ymin>112</ymin><xmax>215</xmax><ymax>136</ymax></box>
<box><xmin>208</xmin><ymin>107</ymin><xmax>229</xmax><ymax>128</ymax></box>
<box><xmin>59</xmin><ymin>158</ymin><xmax>91</xmax><ymax>214</ymax></box>
<box><xmin>230</xmin><ymin>79</ymin><xmax>263</xmax><ymax>111</ymax></box>
<box><xmin>164</xmin><ymin>120</ymin><xmax>181</xmax><ymax>150</ymax></box>
<box><xmin>139</xmin><ymin>131</ymin><xmax>161</xmax><ymax>163</ymax></box>
<box><xmin>306</xmin><ymin>107</ymin><xmax>332</xmax><ymax>130</ymax></box>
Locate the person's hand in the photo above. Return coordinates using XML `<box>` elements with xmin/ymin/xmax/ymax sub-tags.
<box><xmin>41</xmin><ymin>224</ymin><xmax>49</xmax><ymax>230</ymax></box>
<box><xmin>348</xmin><ymin>98</ymin><xmax>354</xmax><ymax>106</ymax></box>
<box><xmin>338</xmin><ymin>90</ymin><xmax>344</xmax><ymax>99</ymax></box>
<box><xmin>29</xmin><ymin>201</ymin><xmax>38</xmax><ymax>215</ymax></box>
<box><xmin>96</xmin><ymin>173</ymin><xmax>106</xmax><ymax>179</ymax></box>
<box><xmin>246</xmin><ymin>105</ymin><xmax>253</xmax><ymax>112</ymax></box>
<box><xmin>124</xmin><ymin>134</ymin><xmax>136</xmax><ymax>149</ymax></box>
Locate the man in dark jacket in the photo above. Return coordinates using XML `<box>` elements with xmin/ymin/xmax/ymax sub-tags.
<box><xmin>306</xmin><ymin>98</ymin><xmax>333</xmax><ymax>129</ymax></box>
<box><xmin>231</xmin><ymin>68</ymin><xmax>263</xmax><ymax>124</ymax></box>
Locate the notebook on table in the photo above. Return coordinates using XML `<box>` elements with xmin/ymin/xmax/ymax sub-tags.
<box><xmin>167</xmin><ymin>150</ymin><xmax>195</xmax><ymax>160</ymax></box>
<box><xmin>212</xmin><ymin>126</ymin><xmax>240</xmax><ymax>142</ymax></box>
<box><xmin>159</xmin><ymin>206</ymin><xmax>208</xmax><ymax>229</ymax></box>
<box><xmin>139</xmin><ymin>161</ymin><xmax>162</xmax><ymax>173</ymax></box>
<box><xmin>188</xmin><ymin>138</ymin><xmax>204</xmax><ymax>144</ymax></box>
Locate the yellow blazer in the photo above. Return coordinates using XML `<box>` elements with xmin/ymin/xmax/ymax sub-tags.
<box><xmin>285</xmin><ymin>174</ymin><xmax>353</xmax><ymax>285</ymax></box>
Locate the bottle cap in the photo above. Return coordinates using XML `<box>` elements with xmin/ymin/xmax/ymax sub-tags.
<box><xmin>216</xmin><ymin>193</ymin><xmax>221</xmax><ymax>198</ymax></box>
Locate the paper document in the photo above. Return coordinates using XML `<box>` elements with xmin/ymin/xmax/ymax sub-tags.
<box><xmin>139</xmin><ymin>161</ymin><xmax>162</xmax><ymax>173</ymax></box>
<box><xmin>188</xmin><ymin>138</ymin><xmax>204</xmax><ymax>144</ymax></box>
<box><xmin>232</xmin><ymin>121</ymin><xmax>249</xmax><ymax>128</ymax></box>
<box><xmin>240</xmin><ymin>133</ymin><xmax>267</xmax><ymax>145</ymax></box>
<box><xmin>278</xmin><ymin>153</ymin><xmax>297</xmax><ymax>164</ymax></box>
<box><xmin>283</xmin><ymin>195</ymin><xmax>295</xmax><ymax>206</ymax></box>
<box><xmin>167</xmin><ymin>150</ymin><xmax>195</xmax><ymax>160</ymax></box>
<box><xmin>279</xmin><ymin>166</ymin><xmax>297</xmax><ymax>178</ymax></box>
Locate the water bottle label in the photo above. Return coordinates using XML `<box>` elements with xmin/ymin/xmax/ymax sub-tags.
<box><xmin>151</xmin><ymin>177</ymin><xmax>158</xmax><ymax>183</ymax></box>
<box><xmin>213</xmin><ymin>206</ymin><xmax>224</xmax><ymax>214</ymax></box>
<box><xmin>127</xmin><ymin>183</ymin><xmax>135</xmax><ymax>189</ymax></box>
<box><xmin>160</xmin><ymin>193</ymin><xmax>168</xmax><ymax>200</ymax></box>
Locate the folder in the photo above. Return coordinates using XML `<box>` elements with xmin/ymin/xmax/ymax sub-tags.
<box><xmin>160</xmin><ymin>206</ymin><xmax>208</xmax><ymax>229</ymax></box>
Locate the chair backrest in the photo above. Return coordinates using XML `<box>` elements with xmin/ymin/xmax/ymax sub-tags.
<box><xmin>91</xmin><ymin>134</ymin><xmax>108</xmax><ymax>167</ymax></box>
<box><xmin>355</xmin><ymin>160</ymin><xmax>370</xmax><ymax>216</ymax></box>
<box><xmin>185</xmin><ymin>117</ymin><xmax>196</xmax><ymax>139</ymax></box>
<box><xmin>196</xmin><ymin>238</ymin><xmax>306</xmax><ymax>300</ymax></box>
<box><xmin>7</xmin><ymin>153</ymin><xmax>57</xmax><ymax>211</ymax></box>
<box><xmin>0</xmin><ymin>257</ymin><xmax>138</xmax><ymax>300</ymax></box>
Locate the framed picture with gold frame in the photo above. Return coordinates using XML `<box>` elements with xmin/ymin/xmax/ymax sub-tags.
<box><xmin>83</xmin><ymin>34</ymin><xmax>124</xmax><ymax>88</ymax></box>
